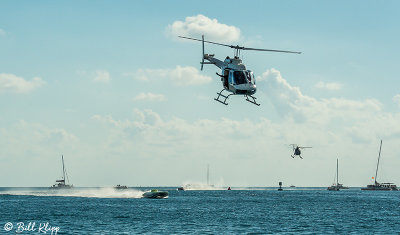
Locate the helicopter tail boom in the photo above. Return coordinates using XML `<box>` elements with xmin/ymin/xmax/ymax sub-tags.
<box><xmin>203</xmin><ymin>54</ymin><xmax>224</xmax><ymax>69</ymax></box>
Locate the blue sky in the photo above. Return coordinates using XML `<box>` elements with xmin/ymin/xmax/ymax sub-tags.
<box><xmin>1</xmin><ymin>1</ymin><xmax>400</xmax><ymax>187</ymax></box>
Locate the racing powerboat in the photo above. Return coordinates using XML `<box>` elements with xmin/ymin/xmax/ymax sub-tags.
<box><xmin>142</xmin><ymin>189</ymin><xmax>169</xmax><ymax>199</ymax></box>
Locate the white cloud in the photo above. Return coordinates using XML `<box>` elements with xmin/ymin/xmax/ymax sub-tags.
<box><xmin>90</xmin><ymin>106</ymin><xmax>400</xmax><ymax>186</ymax></box>
<box><xmin>0</xmin><ymin>73</ymin><xmax>45</xmax><ymax>93</ymax></box>
<box><xmin>0</xmin><ymin>29</ymin><xmax>6</xmax><ymax>36</ymax></box>
<box><xmin>258</xmin><ymin>68</ymin><xmax>382</xmax><ymax>124</ymax></box>
<box><xmin>134</xmin><ymin>66</ymin><xmax>212</xmax><ymax>86</ymax></box>
<box><xmin>3</xmin><ymin>68</ymin><xmax>400</xmax><ymax>187</ymax></box>
<box><xmin>94</xmin><ymin>70</ymin><xmax>110</xmax><ymax>83</ymax></box>
<box><xmin>0</xmin><ymin>120</ymin><xmax>81</xmax><ymax>186</ymax></box>
<box><xmin>170</xmin><ymin>66</ymin><xmax>212</xmax><ymax>86</ymax></box>
<box><xmin>393</xmin><ymin>94</ymin><xmax>400</xmax><ymax>106</ymax></box>
<box><xmin>122</xmin><ymin>72</ymin><xmax>147</xmax><ymax>81</ymax></box>
<box><xmin>315</xmin><ymin>81</ymin><xmax>343</xmax><ymax>90</ymax></box>
<box><xmin>167</xmin><ymin>14</ymin><xmax>240</xmax><ymax>43</ymax></box>
<box><xmin>0</xmin><ymin>120</ymin><xmax>79</xmax><ymax>158</ymax></box>
<box><xmin>133</xmin><ymin>92</ymin><xmax>166</xmax><ymax>102</ymax></box>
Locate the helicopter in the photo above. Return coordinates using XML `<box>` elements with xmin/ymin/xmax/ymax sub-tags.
<box><xmin>290</xmin><ymin>144</ymin><xmax>312</xmax><ymax>159</ymax></box>
<box><xmin>179</xmin><ymin>35</ymin><xmax>301</xmax><ymax>106</ymax></box>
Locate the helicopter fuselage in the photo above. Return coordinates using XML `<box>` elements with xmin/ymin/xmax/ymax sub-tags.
<box><xmin>178</xmin><ymin>34</ymin><xmax>300</xmax><ymax>106</ymax></box>
<box><xmin>204</xmin><ymin>54</ymin><xmax>257</xmax><ymax>96</ymax></box>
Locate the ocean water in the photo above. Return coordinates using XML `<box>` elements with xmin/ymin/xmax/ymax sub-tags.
<box><xmin>1</xmin><ymin>187</ymin><xmax>400</xmax><ymax>234</ymax></box>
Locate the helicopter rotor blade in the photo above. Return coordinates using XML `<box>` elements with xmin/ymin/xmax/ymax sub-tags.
<box><xmin>240</xmin><ymin>47</ymin><xmax>301</xmax><ymax>54</ymax></box>
<box><xmin>178</xmin><ymin>36</ymin><xmax>302</xmax><ymax>54</ymax></box>
<box><xmin>179</xmin><ymin>36</ymin><xmax>232</xmax><ymax>48</ymax></box>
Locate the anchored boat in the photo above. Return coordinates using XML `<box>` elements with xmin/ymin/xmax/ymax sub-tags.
<box><xmin>361</xmin><ymin>140</ymin><xmax>398</xmax><ymax>191</ymax></box>
<box><xmin>327</xmin><ymin>159</ymin><xmax>348</xmax><ymax>191</ymax></box>
<box><xmin>50</xmin><ymin>155</ymin><xmax>73</xmax><ymax>189</ymax></box>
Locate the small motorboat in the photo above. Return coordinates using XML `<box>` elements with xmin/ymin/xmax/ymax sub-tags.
<box><xmin>114</xmin><ymin>185</ymin><xmax>128</xmax><ymax>190</ymax></box>
<box><xmin>142</xmin><ymin>189</ymin><xmax>169</xmax><ymax>199</ymax></box>
<box><xmin>177</xmin><ymin>187</ymin><xmax>184</xmax><ymax>191</ymax></box>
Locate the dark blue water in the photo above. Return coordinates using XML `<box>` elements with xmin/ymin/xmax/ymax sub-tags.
<box><xmin>1</xmin><ymin>188</ymin><xmax>400</xmax><ymax>234</ymax></box>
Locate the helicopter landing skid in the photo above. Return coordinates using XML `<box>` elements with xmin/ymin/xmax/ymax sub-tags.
<box><xmin>291</xmin><ymin>155</ymin><xmax>303</xmax><ymax>159</ymax></box>
<box><xmin>214</xmin><ymin>89</ymin><xmax>232</xmax><ymax>105</ymax></box>
<box><xmin>245</xmin><ymin>95</ymin><xmax>261</xmax><ymax>106</ymax></box>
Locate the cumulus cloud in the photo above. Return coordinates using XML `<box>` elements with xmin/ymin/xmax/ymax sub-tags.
<box><xmin>258</xmin><ymin>68</ymin><xmax>382</xmax><ymax>125</ymax></box>
<box><xmin>169</xmin><ymin>66</ymin><xmax>212</xmax><ymax>86</ymax></box>
<box><xmin>94</xmin><ymin>70</ymin><xmax>110</xmax><ymax>83</ymax></box>
<box><xmin>0</xmin><ymin>73</ymin><xmax>45</xmax><ymax>93</ymax></box>
<box><xmin>134</xmin><ymin>66</ymin><xmax>212</xmax><ymax>86</ymax></box>
<box><xmin>167</xmin><ymin>14</ymin><xmax>240</xmax><ymax>43</ymax></box>
<box><xmin>133</xmin><ymin>92</ymin><xmax>166</xmax><ymax>102</ymax></box>
<box><xmin>0</xmin><ymin>120</ymin><xmax>79</xmax><ymax>158</ymax></box>
<box><xmin>122</xmin><ymin>72</ymin><xmax>148</xmax><ymax>81</ymax></box>
<box><xmin>314</xmin><ymin>81</ymin><xmax>343</xmax><ymax>90</ymax></box>
<box><xmin>90</xmin><ymin>107</ymin><xmax>400</xmax><ymax>186</ymax></box>
<box><xmin>393</xmin><ymin>94</ymin><xmax>400</xmax><ymax>106</ymax></box>
<box><xmin>91</xmin><ymin>109</ymin><xmax>275</xmax><ymax>156</ymax></box>
<box><xmin>16</xmin><ymin>120</ymin><xmax>79</xmax><ymax>144</ymax></box>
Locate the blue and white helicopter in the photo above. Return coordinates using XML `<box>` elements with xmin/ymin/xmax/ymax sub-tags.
<box><xmin>179</xmin><ymin>35</ymin><xmax>301</xmax><ymax>106</ymax></box>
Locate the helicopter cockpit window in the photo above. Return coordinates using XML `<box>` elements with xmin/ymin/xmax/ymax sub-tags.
<box><xmin>245</xmin><ymin>70</ymin><xmax>255</xmax><ymax>84</ymax></box>
<box><xmin>228</xmin><ymin>71</ymin><xmax>234</xmax><ymax>85</ymax></box>
<box><xmin>233</xmin><ymin>71</ymin><xmax>247</xmax><ymax>85</ymax></box>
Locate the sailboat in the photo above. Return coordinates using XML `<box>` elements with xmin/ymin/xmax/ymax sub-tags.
<box><xmin>327</xmin><ymin>159</ymin><xmax>348</xmax><ymax>191</ymax></box>
<box><xmin>50</xmin><ymin>155</ymin><xmax>73</xmax><ymax>189</ymax></box>
<box><xmin>327</xmin><ymin>159</ymin><xmax>339</xmax><ymax>191</ymax></box>
<box><xmin>361</xmin><ymin>140</ymin><xmax>398</xmax><ymax>191</ymax></box>
<box><xmin>178</xmin><ymin>164</ymin><xmax>215</xmax><ymax>190</ymax></box>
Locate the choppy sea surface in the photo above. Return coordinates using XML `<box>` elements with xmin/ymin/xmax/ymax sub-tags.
<box><xmin>1</xmin><ymin>187</ymin><xmax>400</xmax><ymax>234</ymax></box>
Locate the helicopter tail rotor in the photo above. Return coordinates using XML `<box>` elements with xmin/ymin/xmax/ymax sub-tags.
<box><xmin>201</xmin><ymin>35</ymin><xmax>205</xmax><ymax>71</ymax></box>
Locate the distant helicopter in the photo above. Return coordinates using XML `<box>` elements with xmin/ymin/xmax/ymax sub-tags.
<box><xmin>290</xmin><ymin>144</ymin><xmax>312</xmax><ymax>159</ymax></box>
<box><xmin>179</xmin><ymin>35</ymin><xmax>301</xmax><ymax>106</ymax></box>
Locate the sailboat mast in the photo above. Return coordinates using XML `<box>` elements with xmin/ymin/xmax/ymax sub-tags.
<box><xmin>62</xmin><ymin>155</ymin><xmax>66</xmax><ymax>185</ymax></box>
<box><xmin>374</xmin><ymin>140</ymin><xmax>383</xmax><ymax>185</ymax></box>
<box><xmin>207</xmin><ymin>164</ymin><xmax>209</xmax><ymax>186</ymax></box>
<box><xmin>336</xmin><ymin>158</ymin><xmax>339</xmax><ymax>186</ymax></box>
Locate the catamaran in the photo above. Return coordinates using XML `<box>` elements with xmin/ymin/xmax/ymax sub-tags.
<box><xmin>361</xmin><ymin>140</ymin><xmax>398</xmax><ymax>191</ymax></box>
<box><xmin>50</xmin><ymin>155</ymin><xmax>73</xmax><ymax>189</ymax></box>
<box><xmin>327</xmin><ymin>159</ymin><xmax>348</xmax><ymax>191</ymax></box>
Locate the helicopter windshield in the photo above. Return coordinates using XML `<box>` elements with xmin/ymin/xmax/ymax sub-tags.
<box><xmin>233</xmin><ymin>71</ymin><xmax>247</xmax><ymax>85</ymax></box>
<box><xmin>232</xmin><ymin>71</ymin><xmax>255</xmax><ymax>85</ymax></box>
<box><xmin>245</xmin><ymin>70</ymin><xmax>255</xmax><ymax>84</ymax></box>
